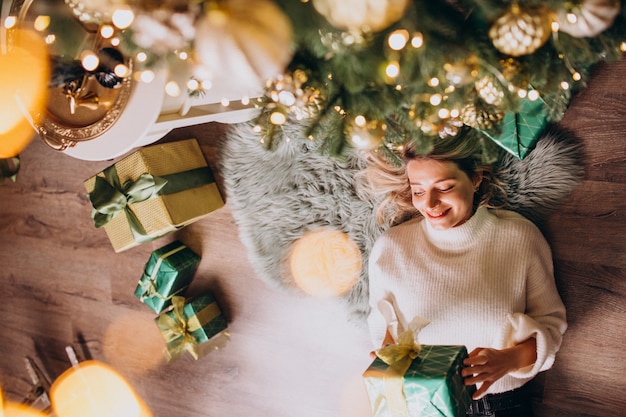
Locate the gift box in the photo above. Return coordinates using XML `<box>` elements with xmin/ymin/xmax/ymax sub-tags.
<box><xmin>363</xmin><ymin>344</ymin><xmax>475</xmax><ymax>417</ymax></box>
<box><xmin>134</xmin><ymin>240</ymin><xmax>200</xmax><ymax>314</ymax></box>
<box><xmin>482</xmin><ymin>96</ymin><xmax>548</xmax><ymax>160</ymax></box>
<box><xmin>155</xmin><ymin>292</ymin><xmax>228</xmax><ymax>362</ymax></box>
<box><xmin>84</xmin><ymin>138</ymin><xmax>224</xmax><ymax>252</ymax></box>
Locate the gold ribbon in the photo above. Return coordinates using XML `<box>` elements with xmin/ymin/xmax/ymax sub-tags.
<box><xmin>373</xmin><ymin>328</ymin><xmax>423</xmax><ymax>417</ymax></box>
<box><xmin>156</xmin><ymin>296</ymin><xmax>222</xmax><ymax>361</ymax></box>
<box><xmin>138</xmin><ymin>244</ymin><xmax>187</xmax><ymax>302</ymax></box>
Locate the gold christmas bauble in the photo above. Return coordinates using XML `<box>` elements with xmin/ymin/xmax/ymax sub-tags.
<box><xmin>556</xmin><ymin>0</ymin><xmax>621</xmax><ymax>38</ymax></box>
<box><xmin>194</xmin><ymin>0</ymin><xmax>294</xmax><ymax>96</ymax></box>
<box><xmin>312</xmin><ymin>0</ymin><xmax>410</xmax><ymax>33</ymax></box>
<box><xmin>489</xmin><ymin>3</ymin><xmax>554</xmax><ymax>57</ymax></box>
<box><xmin>289</xmin><ymin>229</ymin><xmax>362</xmax><ymax>297</ymax></box>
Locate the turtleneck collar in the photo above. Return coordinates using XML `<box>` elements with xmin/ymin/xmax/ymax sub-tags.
<box><xmin>421</xmin><ymin>206</ymin><xmax>492</xmax><ymax>249</ymax></box>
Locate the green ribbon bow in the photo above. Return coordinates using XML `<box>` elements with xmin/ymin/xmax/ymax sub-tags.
<box><xmin>89</xmin><ymin>165</ymin><xmax>167</xmax><ymax>241</ymax></box>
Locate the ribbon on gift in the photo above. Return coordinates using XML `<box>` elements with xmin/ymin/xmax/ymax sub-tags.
<box><xmin>88</xmin><ymin>164</ymin><xmax>216</xmax><ymax>242</ymax></box>
<box><xmin>156</xmin><ymin>296</ymin><xmax>222</xmax><ymax>362</ymax></box>
<box><xmin>372</xmin><ymin>316</ymin><xmax>431</xmax><ymax>417</ymax></box>
<box><xmin>137</xmin><ymin>244</ymin><xmax>188</xmax><ymax>302</ymax></box>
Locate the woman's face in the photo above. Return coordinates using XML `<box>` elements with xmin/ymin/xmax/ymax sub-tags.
<box><xmin>406</xmin><ymin>158</ymin><xmax>481</xmax><ymax>230</ymax></box>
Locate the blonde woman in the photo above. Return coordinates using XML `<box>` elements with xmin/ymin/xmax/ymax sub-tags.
<box><xmin>360</xmin><ymin>130</ymin><xmax>567</xmax><ymax>417</ymax></box>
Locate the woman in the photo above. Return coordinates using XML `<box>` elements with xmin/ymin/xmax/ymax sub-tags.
<box><xmin>360</xmin><ymin>131</ymin><xmax>567</xmax><ymax>416</ymax></box>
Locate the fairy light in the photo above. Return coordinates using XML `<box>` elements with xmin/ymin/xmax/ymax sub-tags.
<box><xmin>411</xmin><ymin>32</ymin><xmax>424</xmax><ymax>48</ymax></box>
<box><xmin>178</xmin><ymin>51</ymin><xmax>188</xmax><ymax>60</ymax></box>
<box><xmin>551</xmin><ymin>21</ymin><xmax>560</xmax><ymax>32</ymax></box>
<box><xmin>241</xmin><ymin>96</ymin><xmax>250</xmax><ymax>105</ymax></box>
<box><xmin>428</xmin><ymin>77</ymin><xmax>439</xmax><ymax>87</ymax></box>
<box><xmin>388</xmin><ymin>29</ymin><xmax>409</xmax><ymax>50</ymax></box>
<box><xmin>165</xmin><ymin>81</ymin><xmax>181</xmax><ymax>97</ymax></box>
<box><xmin>3</xmin><ymin>16</ymin><xmax>16</xmax><ymax>28</ymax></box>
<box><xmin>572</xmin><ymin>71</ymin><xmax>582</xmax><ymax>81</ymax></box>
<box><xmin>270</xmin><ymin>111</ymin><xmax>286</xmax><ymax>125</ymax></box>
<box><xmin>201</xmin><ymin>79</ymin><xmax>212</xmax><ymax>90</ymax></box>
<box><xmin>187</xmin><ymin>79</ymin><xmax>199</xmax><ymax>90</ymax></box>
<box><xmin>221</xmin><ymin>98</ymin><xmax>230</xmax><ymax>106</ymax></box>
<box><xmin>566</xmin><ymin>13</ymin><xmax>578</xmax><ymax>24</ymax></box>
<box><xmin>438</xmin><ymin>108</ymin><xmax>450</xmax><ymax>119</ymax></box>
<box><xmin>100</xmin><ymin>25</ymin><xmax>114</xmax><ymax>38</ymax></box>
<box><xmin>114</xmin><ymin>64</ymin><xmax>129</xmax><ymax>78</ymax></box>
<box><xmin>560</xmin><ymin>81</ymin><xmax>570</xmax><ymax>90</ymax></box>
<box><xmin>112</xmin><ymin>7</ymin><xmax>134</xmax><ymax>29</ymax></box>
<box><xmin>33</xmin><ymin>15</ymin><xmax>50</xmax><ymax>31</ymax></box>
<box><xmin>110</xmin><ymin>37</ymin><xmax>120</xmax><ymax>46</ymax></box>
<box><xmin>80</xmin><ymin>50</ymin><xmax>99</xmax><ymax>71</ymax></box>
<box><xmin>620</xmin><ymin>42</ymin><xmax>626</xmax><ymax>52</ymax></box>
<box><xmin>136</xmin><ymin>52</ymin><xmax>147</xmax><ymax>62</ymax></box>
<box><xmin>517</xmin><ymin>89</ymin><xmax>527</xmax><ymax>98</ymax></box>
<box><xmin>527</xmin><ymin>89</ymin><xmax>540</xmax><ymax>101</ymax></box>
<box><xmin>385</xmin><ymin>61</ymin><xmax>400</xmax><ymax>78</ymax></box>
<box><xmin>354</xmin><ymin>115</ymin><xmax>367</xmax><ymax>127</ymax></box>
<box><xmin>450</xmin><ymin>108</ymin><xmax>460</xmax><ymax>118</ymax></box>
<box><xmin>429</xmin><ymin>94</ymin><xmax>442</xmax><ymax>106</ymax></box>
<box><xmin>140</xmin><ymin>70</ymin><xmax>155</xmax><ymax>83</ymax></box>
<box><xmin>253</xmin><ymin>125</ymin><xmax>262</xmax><ymax>133</ymax></box>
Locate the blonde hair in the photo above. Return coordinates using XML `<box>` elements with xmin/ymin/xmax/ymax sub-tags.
<box><xmin>356</xmin><ymin>129</ymin><xmax>505</xmax><ymax>226</ymax></box>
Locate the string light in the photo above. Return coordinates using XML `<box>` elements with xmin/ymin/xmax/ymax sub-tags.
<box><xmin>388</xmin><ymin>29</ymin><xmax>409</xmax><ymax>50</ymax></box>
<box><xmin>411</xmin><ymin>32</ymin><xmax>424</xmax><ymax>48</ymax></box>
<box><xmin>112</xmin><ymin>7</ymin><xmax>134</xmax><ymax>29</ymax></box>
<box><xmin>80</xmin><ymin>50</ymin><xmax>99</xmax><ymax>71</ymax></box>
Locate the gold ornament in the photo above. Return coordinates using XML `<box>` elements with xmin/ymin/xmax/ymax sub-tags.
<box><xmin>347</xmin><ymin>116</ymin><xmax>386</xmax><ymax>150</ymax></box>
<box><xmin>312</xmin><ymin>0</ymin><xmax>410</xmax><ymax>33</ymax></box>
<box><xmin>556</xmin><ymin>0</ymin><xmax>621</xmax><ymax>38</ymax></box>
<box><xmin>475</xmin><ymin>76</ymin><xmax>505</xmax><ymax>106</ymax></box>
<box><xmin>461</xmin><ymin>103</ymin><xmax>504</xmax><ymax>130</ymax></box>
<box><xmin>194</xmin><ymin>0</ymin><xmax>294</xmax><ymax>95</ymax></box>
<box><xmin>489</xmin><ymin>3</ymin><xmax>554</xmax><ymax>57</ymax></box>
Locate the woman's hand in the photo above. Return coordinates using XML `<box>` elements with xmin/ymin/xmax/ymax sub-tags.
<box><xmin>461</xmin><ymin>338</ymin><xmax>537</xmax><ymax>399</ymax></box>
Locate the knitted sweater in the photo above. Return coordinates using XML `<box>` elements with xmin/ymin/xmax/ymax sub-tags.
<box><xmin>367</xmin><ymin>207</ymin><xmax>567</xmax><ymax>394</ymax></box>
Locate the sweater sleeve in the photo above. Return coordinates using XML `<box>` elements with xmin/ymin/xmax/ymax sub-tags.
<box><xmin>500</xmin><ymin>226</ymin><xmax>568</xmax><ymax>379</ymax></box>
<box><xmin>367</xmin><ymin>237</ymin><xmax>392</xmax><ymax>349</ymax></box>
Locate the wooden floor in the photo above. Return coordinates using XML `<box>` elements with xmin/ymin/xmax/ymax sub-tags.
<box><xmin>0</xmin><ymin>58</ymin><xmax>624</xmax><ymax>417</ymax></box>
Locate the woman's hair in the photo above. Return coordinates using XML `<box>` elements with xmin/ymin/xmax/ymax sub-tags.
<box><xmin>356</xmin><ymin>129</ymin><xmax>505</xmax><ymax>226</ymax></box>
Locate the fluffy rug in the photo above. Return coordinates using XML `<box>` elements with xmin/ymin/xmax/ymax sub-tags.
<box><xmin>218</xmin><ymin>123</ymin><xmax>584</xmax><ymax>323</ymax></box>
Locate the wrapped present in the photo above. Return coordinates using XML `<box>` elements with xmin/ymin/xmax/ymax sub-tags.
<box><xmin>363</xmin><ymin>326</ymin><xmax>475</xmax><ymax>417</ymax></box>
<box><xmin>482</xmin><ymin>96</ymin><xmax>549</xmax><ymax>160</ymax></box>
<box><xmin>155</xmin><ymin>293</ymin><xmax>228</xmax><ymax>362</ymax></box>
<box><xmin>134</xmin><ymin>240</ymin><xmax>200</xmax><ymax>314</ymax></box>
<box><xmin>84</xmin><ymin>139</ymin><xmax>224</xmax><ymax>252</ymax></box>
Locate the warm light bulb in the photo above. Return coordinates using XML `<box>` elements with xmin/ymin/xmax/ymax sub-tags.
<box><xmin>428</xmin><ymin>77</ymin><xmax>439</xmax><ymax>87</ymax></box>
<box><xmin>80</xmin><ymin>50</ymin><xmax>99</xmax><ymax>71</ymax></box>
<box><xmin>429</xmin><ymin>94</ymin><xmax>442</xmax><ymax>106</ymax></box>
<box><xmin>220</xmin><ymin>98</ymin><xmax>230</xmax><ymax>106</ymax></box>
<box><xmin>566</xmin><ymin>12</ymin><xmax>578</xmax><ymax>24</ymax></box>
<box><xmin>3</xmin><ymin>16</ymin><xmax>16</xmax><ymax>29</ymax></box>
<box><xmin>411</xmin><ymin>32</ymin><xmax>424</xmax><ymax>48</ymax></box>
<box><xmin>136</xmin><ymin>52</ymin><xmax>147</xmax><ymax>62</ymax></box>
<box><xmin>527</xmin><ymin>89</ymin><xmax>540</xmax><ymax>101</ymax></box>
<box><xmin>572</xmin><ymin>72</ymin><xmax>582</xmax><ymax>81</ymax></box>
<box><xmin>100</xmin><ymin>25</ymin><xmax>114</xmax><ymax>38</ymax></box>
<box><xmin>112</xmin><ymin>7</ymin><xmax>134</xmax><ymax>29</ymax></box>
<box><xmin>354</xmin><ymin>115</ymin><xmax>367</xmax><ymax>127</ymax></box>
<box><xmin>139</xmin><ymin>70</ymin><xmax>155</xmax><ymax>83</ymax></box>
<box><xmin>165</xmin><ymin>81</ymin><xmax>181</xmax><ymax>97</ymax></box>
<box><xmin>385</xmin><ymin>61</ymin><xmax>400</xmax><ymax>78</ymax></box>
<box><xmin>33</xmin><ymin>15</ymin><xmax>50</xmax><ymax>31</ymax></box>
<box><xmin>388</xmin><ymin>29</ymin><xmax>409</xmax><ymax>50</ymax></box>
<box><xmin>50</xmin><ymin>361</ymin><xmax>152</xmax><ymax>417</ymax></box>
<box><xmin>270</xmin><ymin>111</ymin><xmax>287</xmax><ymax>125</ymax></box>
<box><xmin>114</xmin><ymin>64</ymin><xmax>129</xmax><ymax>78</ymax></box>
<box><xmin>560</xmin><ymin>81</ymin><xmax>570</xmax><ymax>90</ymax></box>
<box><xmin>241</xmin><ymin>96</ymin><xmax>250</xmax><ymax>105</ymax></box>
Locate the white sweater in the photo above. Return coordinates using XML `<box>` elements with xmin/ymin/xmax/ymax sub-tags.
<box><xmin>367</xmin><ymin>207</ymin><xmax>567</xmax><ymax>394</ymax></box>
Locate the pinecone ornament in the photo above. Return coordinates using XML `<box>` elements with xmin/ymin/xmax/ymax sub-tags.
<box><xmin>461</xmin><ymin>103</ymin><xmax>504</xmax><ymax>130</ymax></box>
<box><xmin>475</xmin><ymin>77</ymin><xmax>505</xmax><ymax>106</ymax></box>
<box><xmin>489</xmin><ymin>3</ymin><xmax>554</xmax><ymax>57</ymax></box>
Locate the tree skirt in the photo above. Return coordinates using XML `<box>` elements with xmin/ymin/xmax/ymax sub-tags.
<box><xmin>218</xmin><ymin>123</ymin><xmax>584</xmax><ymax>323</ymax></box>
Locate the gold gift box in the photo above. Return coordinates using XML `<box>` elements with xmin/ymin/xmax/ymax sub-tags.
<box><xmin>84</xmin><ymin>139</ymin><xmax>224</xmax><ymax>252</ymax></box>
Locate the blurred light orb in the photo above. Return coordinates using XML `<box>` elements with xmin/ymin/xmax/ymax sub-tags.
<box><xmin>289</xmin><ymin>229</ymin><xmax>362</xmax><ymax>297</ymax></box>
<box><xmin>0</xmin><ymin>28</ymin><xmax>50</xmax><ymax>157</ymax></box>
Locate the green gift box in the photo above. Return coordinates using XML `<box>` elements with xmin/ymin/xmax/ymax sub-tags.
<box><xmin>155</xmin><ymin>292</ymin><xmax>228</xmax><ymax>362</ymax></box>
<box><xmin>482</xmin><ymin>96</ymin><xmax>548</xmax><ymax>160</ymax></box>
<box><xmin>134</xmin><ymin>240</ymin><xmax>200</xmax><ymax>314</ymax></box>
<box><xmin>84</xmin><ymin>138</ymin><xmax>224</xmax><ymax>252</ymax></box>
<box><xmin>363</xmin><ymin>345</ymin><xmax>475</xmax><ymax>417</ymax></box>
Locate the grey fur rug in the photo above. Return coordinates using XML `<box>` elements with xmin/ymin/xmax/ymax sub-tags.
<box><xmin>218</xmin><ymin>123</ymin><xmax>584</xmax><ymax>323</ymax></box>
